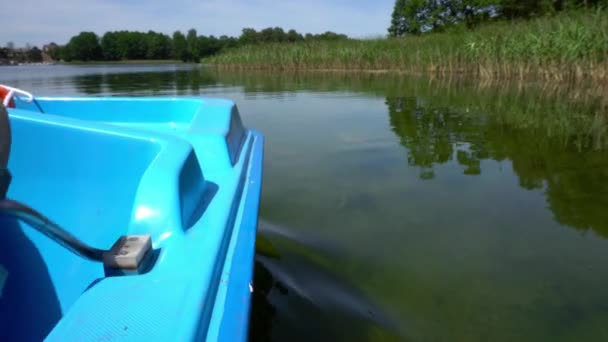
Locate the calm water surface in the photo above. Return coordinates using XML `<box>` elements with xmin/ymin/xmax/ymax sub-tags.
<box><xmin>2</xmin><ymin>64</ymin><xmax>608</xmax><ymax>342</ymax></box>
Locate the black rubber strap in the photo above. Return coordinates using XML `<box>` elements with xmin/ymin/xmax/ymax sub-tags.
<box><xmin>0</xmin><ymin>169</ymin><xmax>10</xmax><ymax>199</ymax></box>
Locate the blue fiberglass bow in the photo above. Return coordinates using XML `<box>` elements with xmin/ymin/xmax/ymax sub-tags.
<box><xmin>0</xmin><ymin>90</ymin><xmax>264</xmax><ymax>341</ymax></box>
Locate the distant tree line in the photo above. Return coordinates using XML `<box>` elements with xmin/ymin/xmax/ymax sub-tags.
<box><xmin>0</xmin><ymin>42</ymin><xmax>50</xmax><ymax>64</ymax></box>
<box><xmin>389</xmin><ymin>0</ymin><xmax>608</xmax><ymax>36</ymax></box>
<box><xmin>59</xmin><ymin>28</ymin><xmax>349</xmax><ymax>62</ymax></box>
<box><xmin>239</xmin><ymin>27</ymin><xmax>348</xmax><ymax>44</ymax></box>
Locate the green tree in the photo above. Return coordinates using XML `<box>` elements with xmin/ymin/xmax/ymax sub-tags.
<box><xmin>58</xmin><ymin>46</ymin><xmax>70</xmax><ymax>61</ymax></box>
<box><xmin>146</xmin><ymin>31</ymin><xmax>172</xmax><ymax>59</ymax></box>
<box><xmin>240</xmin><ymin>28</ymin><xmax>259</xmax><ymax>45</ymax></box>
<box><xmin>64</xmin><ymin>32</ymin><xmax>102</xmax><ymax>61</ymax></box>
<box><xmin>315</xmin><ymin>31</ymin><xmax>348</xmax><ymax>41</ymax></box>
<box><xmin>198</xmin><ymin>35</ymin><xmax>220</xmax><ymax>57</ymax></box>
<box><xmin>499</xmin><ymin>0</ymin><xmax>555</xmax><ymax>18</ymax></box>
<box><xmin>186</xmin><ymin>29</ymin><xmax>200</xmax><ymax>62</ymax></box>
<box><xmin>286</xmin><ymin>29</ymin><xmax>304</xmax><ymax>42</ymax></box>
<box><xmin>255</xmin><ymin>27</ymin><xmax>290</xmax><ymax>43</ymax></box>
<box><xmin>101</xmin><ymin>32</ymin><xmax>121</xmax><ymax>60</ymax></box>
<box><xmin>388</xmin><ymin>0</ymin><xmax>489</xmax><ymax>36</ymax></box>
<box><xmin>172</xmin><ymin>31</ymin><xmax>188</xmax><ymax>62</ymax></box>
<box><xmin>259</xmin><ymin>27</ymin><xmax>275</xmax><ymax>43</ymax></box>
<box><xmin>219</xmin><ymin>35</ymin><xmax>239</xmax><ymax>50</ymax></box>
<box><xmin>271</xmin><ymin>27</ymin><xmax>287</xmax><ymax>42</ymax></box>
<box><xmin>122</xmin><ymin>31</ymin><xmax>148</xmax><ymax>59</ymax></box>
<box><xmin>388</xmin><ymin>0</ymin><xmax>426</xmax><ymax>36</ymax></box>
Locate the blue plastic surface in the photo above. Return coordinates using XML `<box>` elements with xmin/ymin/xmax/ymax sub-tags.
<box><xmin>0</xmin><ymin>97</ymin><xmax>263</xmax><ymax>341</ymax></box>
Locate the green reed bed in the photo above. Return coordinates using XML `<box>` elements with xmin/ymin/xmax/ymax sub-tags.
<box><xmin>205</xmin><ymin>10</ymin><xmax>608</xmax><ymax>82</ymax></box>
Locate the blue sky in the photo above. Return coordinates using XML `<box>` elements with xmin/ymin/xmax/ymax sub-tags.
<box><xmin>2</xmin><ymin>0</ymin><xmax>395</xmax><ymax>47</ymax></box>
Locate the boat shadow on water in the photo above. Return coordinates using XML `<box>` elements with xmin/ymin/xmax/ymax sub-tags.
<box><xmin>250</xmin><ymin>220</ymin><xmax>403</xmax><ymax>342</ymax></box>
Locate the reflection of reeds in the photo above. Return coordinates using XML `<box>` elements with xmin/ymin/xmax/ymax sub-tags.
<box><xmin>204</xmin><ymin>68</ymin><xmax>608</xmax><ymax>150</ymax></box>
<box><xmin>205</xmin><ymin>10</ymin><xmax>608</xmax><ymax>84</ymax></box>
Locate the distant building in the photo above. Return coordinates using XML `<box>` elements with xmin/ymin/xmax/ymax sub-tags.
<box><xmin>43</xmin><ymin>42</ymin><xmax>59</xmax><ymax>53</ymax></box>
<box><xmin>42</xmin><ymin>42</ymin><xmax>60</xmax><ymax>62</ymax></box>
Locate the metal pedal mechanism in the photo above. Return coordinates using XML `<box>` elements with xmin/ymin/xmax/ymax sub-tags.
<box><xmin>0</xmin><ymin>101</ymin><xmax>155</xmax><ymax>275</ymax></box>
<box><xmin>0</xmin><ymin>199</ymin><xmax>155</xmax><ymax>275</ymax></box>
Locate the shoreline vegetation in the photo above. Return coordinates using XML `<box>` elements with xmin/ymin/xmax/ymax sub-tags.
<box><xmin>5</xmin><ymin>2</ymin><xmax>606</xmax><ymax>83</ymax></box>
<box><xmin>205</xmin><ymin>9</ymin><xmax>607</xmax><ymax>83</ymax></box>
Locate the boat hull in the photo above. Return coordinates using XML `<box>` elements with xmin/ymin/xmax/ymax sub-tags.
<box><xmin>1</xmin><ymin>97</ymin><xmax>263</xmax><ymax>341</ymax></box>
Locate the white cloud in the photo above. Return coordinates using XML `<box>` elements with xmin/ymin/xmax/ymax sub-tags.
<box><xmin>1</xmin><ymin>0</ymin><xmax>394</xmax><ymax>47</ymax></box>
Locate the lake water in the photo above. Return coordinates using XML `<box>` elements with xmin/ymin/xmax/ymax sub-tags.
<box><xmin>2</xmin><ymin>64</ymin><xmax>608</xmax><ymax>341</ymax></box>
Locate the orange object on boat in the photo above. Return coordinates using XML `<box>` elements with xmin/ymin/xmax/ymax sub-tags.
<box><xmin>0</xmin><ymin>86</ymin><xmax>15</xmax><ymax>108</ymax></box>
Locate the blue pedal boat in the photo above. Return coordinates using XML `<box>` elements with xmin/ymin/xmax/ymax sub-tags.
<box><xmin>0</xmin><ymin>86</ymin><xmax>264</xmax><ymax>341</ymax></box>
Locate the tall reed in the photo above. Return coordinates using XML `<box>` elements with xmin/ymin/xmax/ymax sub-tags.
<box><xmin>205</xmin><ymin>10</ymin><xmax>608</xmax><ymax>82</ymax></box>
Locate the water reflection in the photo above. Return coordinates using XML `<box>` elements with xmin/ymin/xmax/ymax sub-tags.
<box><xmin>71</xmin><ymin>70</ymin><xmax>220</xmax><ymax>95</ymax></box>
<box><xmin>385</xmin><ymin>92</ymin><xmax>608</xmax><ymax>237</ymax></box>
<box><xmin>72</xmin><ymin>74</ymin><xmax>103</xmax><ymax>95</ymax></box>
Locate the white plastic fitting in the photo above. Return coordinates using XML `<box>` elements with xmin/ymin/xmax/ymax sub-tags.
<box><xmin>102</xmin><ymin>235</ymin><xmax>153</xmax><ymax>270</ymax></box>
<box><xmin>0</xmin><ymin>84</ymin><xmax>34</xmax><ymax>107</ymax></box>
